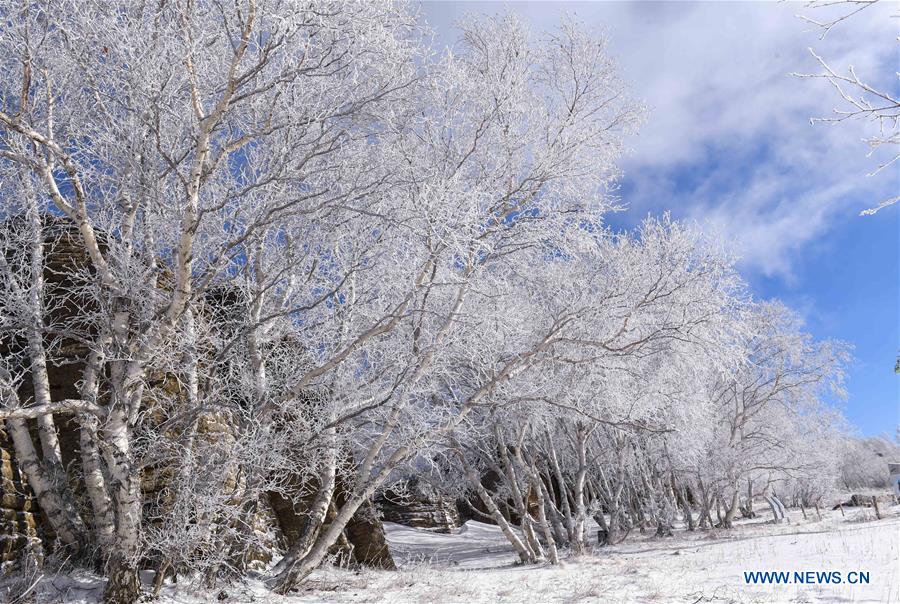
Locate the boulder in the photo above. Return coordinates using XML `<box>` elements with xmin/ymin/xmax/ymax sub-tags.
<box><xmin>344</xmin><ymin>499</ymin><xmax>396</xmax><ymax>569</ymax></box>
<box><xmin>269</xmin><ymin>462</ymin><xmax>396</xmax><ymax>570</ymax></box>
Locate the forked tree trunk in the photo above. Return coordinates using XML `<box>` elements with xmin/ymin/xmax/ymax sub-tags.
<box><xmin>696</xmin><ymin>478</ymin><xmax>712</xmax><ymax>529</ymax></box>
<box><xmin>271</xmin><ymin>346</ymin><xmax>541</xmax><ymax>594</ymax></box>
<box><xmin>531</xmin><ymin>485</ymin><xmax>559</xmax><ymax>564</ymax></box>
<box><xmin>604</xmin><ymin>478</ymin><xmax>628</xmax><ymax>545</ymax></box>
<box><xmin>495</xmin><ymin>430</ymin><xmax>543</xmax><ymax>561</ymax></box>
<box><xmin>763</xmin><ymin>492</ymin><xmax>788</xmax><ymax>524</ymax></box>
<box><xmin>536</xmin><ymin>466</ymin><xmax>568</xmax><ymax>547</ymax></box>
<box><xmin>0</xmin><ymin>223</ymin><xmax>89</xmax><ymax>550</ymax></box>
<box><xmin>523</xmin><ymin>456</ymin><xmax>558</xmax><ymax>564</ymax></box>
<box><xmin>458</xmin><ymin>460</ymin><xmax>534</xmax><ymax>566</ymax></box>
<box><xmin>654</xmin><ymin>480</ymin><xmax>677</xmax><ymax>538</ymax></box>
<box><xmin>677</xmin><ymin>484</ymin><xmax>695</xmax><ymax>531</ymax></box>
<box><xmin>721</xmin><ymin>490</ymin><xmax>740</xmax><ymax>528</ymax></box>
<box><xmin>545</xmin><ymin>429</ymin><xmax>576</xmax><ymax>547</ymax></box>
<box><xmin>272</xmin><ymin>437</ymin><xmax>412</xmax><ymax>592</ymax></box>
<box><xmin>505</xmin><ymin>482</ymin><xmax>543</xmax><ymax>560</ymax></box>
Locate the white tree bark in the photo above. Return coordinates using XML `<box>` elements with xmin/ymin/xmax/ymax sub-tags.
<box><xmin>460</xmin><ymin>456</ymin><xmax>534</xmax><ymax>565</ymax></box>
<box><xmin>271</xmin><ymin>431</ymin><xmax>337</xmax><ymax>579</ymax></box>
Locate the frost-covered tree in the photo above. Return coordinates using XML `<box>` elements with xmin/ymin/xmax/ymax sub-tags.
<box><xmin>0</xmin><ymin>1</ymin><xmax>645</xmax><ymax>598</ymax></box>
<box><xmin>0</xmin><ymin>0</ymin><xmax>425</xmax><ymax>598</ymax></box>
<box><xmin>0</xmin><ymin>1</ymin><xmax>865</xmax><ymax>601</ymax></box>
<box><xmin>795</xmin><ymin>0</ymin><xmax>899</xmax><ymax>215</ymax></box>
<box><xmin>444</xmin><ymin>218</ymin><xmax>742</xmax><ymax>557</ymax></box>
<box><xmin>839</xmin><ymin>435</ymin><xmax>900</xmax><ymax>489</ymax></box>
<box><xmin>695</xmin><ymin>302</ymin><xmax>848</xmax><ymax>526</ymax></box>
<box><xmin>270</xmin><ymin>13</ymin><xmax>645</xmax><ymax>591</ymax></box>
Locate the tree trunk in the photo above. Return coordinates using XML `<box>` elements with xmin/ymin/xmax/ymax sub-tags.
<box><xmin>272</xmin><ymin>439</ymin><xmax>424</xmax><ymax>593</ymax></box>
<box><xmin>495</xmin><ymin>430</ymin><xmax>543</xmax><ymax>561</ymax></box>
<box><xmin>460</xmin><ymin>461</ymin><xmax>534</xmax><ymax>565</ymax></box>
<box><xmin>746</xmin><ymin>480</ymin><xmax>754</xmax><ymax>518</ymax></box>
<box><xmin>79</xmin><ymin>345</ymin><xmax>116</xmax><ymax>550</ymax></box>
<box><xmin>545</xmin><ymin>429</ymin><xmax>575</xmax><ymax>546</ymax></box>
<box><xmin>525</xmin><ymin>458</ymin><xmax>558</xmax><ymax>564</ymax></box>
<box><xmin>104</xmin><ymin>555</ymin><xmax>142</xmax><ymax>604</ymax></box>
<box><xmin>271</xmin><ymin>438</ymin><xmax>337</xmax><ymax>575</ymax></box>
<box><xmin>151</xmin><ymin>559</ymin><xmax>170</xmax><ymax>597</ymax></box>
<box><xmin>80</xmin><ymin>413</ymin><xmax>115</xmax><ymax>549</ymax></box>
<box><xmin>5</xmin><ymin>416</ymin><xmax>86</xmax><ymax>548</ymax></box>
<box><xmin>603</xmin><ymin>479</ymin><xmax>628</xmax><ymax>545</ymax></box>
<box><xmin>721</xmin><ymin>490</ymin><xmax>740</xmax><ymax>529</ymax></box>
<box><xmin>773</xmin><ymin>493</ymin><xmax>788</xmax><ymax>523</ymax></box>
<box><xmin>101</xmin><ymin>408</ymin><xmax>141</xmax><ymax>603</ymax></box>
<box><xmin>23</xmin><ymin>204</ymin><xmax>68</xmax><ymax>480</ymax></box>
<box><xmin>529</xmin><ymin>482</ymin><xmax>559</xmax><ymax>564</ymax></box>
<box><xmin>715</xmin><ymin>494</ymin><xmax>724</xmax><ymax>526</ymax></box>
<box><xmin>593</xmin><ymin>511</ymin><xmax>609</xmax><ymax>545</ymax></box>
<box><xmin>570</xmin><ymin>427</ymin><xmax>588</xmax><ymax>553</ymax></box>
<box><xmin>763</xmin><ymin>492</ymin><xmax>787</xmax><ymax>524</ymax></box>
<box><xmin>695</xmin><ymin>478</ymin><xmax>709</xmax><ymax>529</ymax></box>
<box><xmin>0</xmin><ymin>231</ymin><xmax>89</xmax><ymax>548</ymax></box>
<box><xmin>677</xmin><ymin>484</ymin><xmax>695</xmax><ymax>531</ymax></box>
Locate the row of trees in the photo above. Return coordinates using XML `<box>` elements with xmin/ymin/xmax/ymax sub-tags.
<box><xmin>442</xmin><ymin>291</ymin><xmax>851</xmax><ymax>558</ymax></box>
<box><xmin>0</xmin><ymin>1</ymin><xmax>866</xmax><ymax>602</ymax></box>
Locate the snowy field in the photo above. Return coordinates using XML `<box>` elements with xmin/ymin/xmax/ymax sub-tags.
<box><xmin>47</xmin><ymin>503</ymin><xmax>887</xmax><ymax>604</ymax></box>
<box><xmin>297</xmin><ymin>511</ymin><xmax>898</xmax><ymax>604</ymax></box>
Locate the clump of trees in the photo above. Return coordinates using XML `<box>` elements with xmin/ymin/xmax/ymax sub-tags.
<box><xmin>839</xmin><ymin>436</ymin><xmax>900</xmax><ymax>490</ymax></box>
<box><xmin>0</xmin><ymin>1</ymin><xmax>872</xmax><ymax>602</ymax></box>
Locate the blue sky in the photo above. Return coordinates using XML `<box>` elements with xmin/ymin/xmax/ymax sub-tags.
<box><xmin>419</xmin><ymin>1</ymin><xmax>899</xmax><ymax>436</ymax></box>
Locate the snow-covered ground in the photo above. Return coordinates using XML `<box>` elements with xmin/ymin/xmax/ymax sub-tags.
<box><xmin>296</xmin><ymin>508</ymin><xmax>899</xmax><ymax>604</ymax></box>
<box><xmin>25</xmin><ymin>504</ymin><xmax>900</xmax><ymax>603</ymax></box>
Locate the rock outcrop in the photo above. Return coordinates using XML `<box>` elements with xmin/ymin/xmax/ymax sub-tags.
<box><xmin>0</xmin><ymin>428</ymin><xmax>42</xmax><ymax>569</ymax></box>
<box><xmin>0</xmin><ymin>216</ymin><xmax>395</xmax><ymax>573</ymax></box>
<box><xmin>377</xmin><ymin>478</ymin><xmax>460</xmax><ymax>533</ymax></box>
